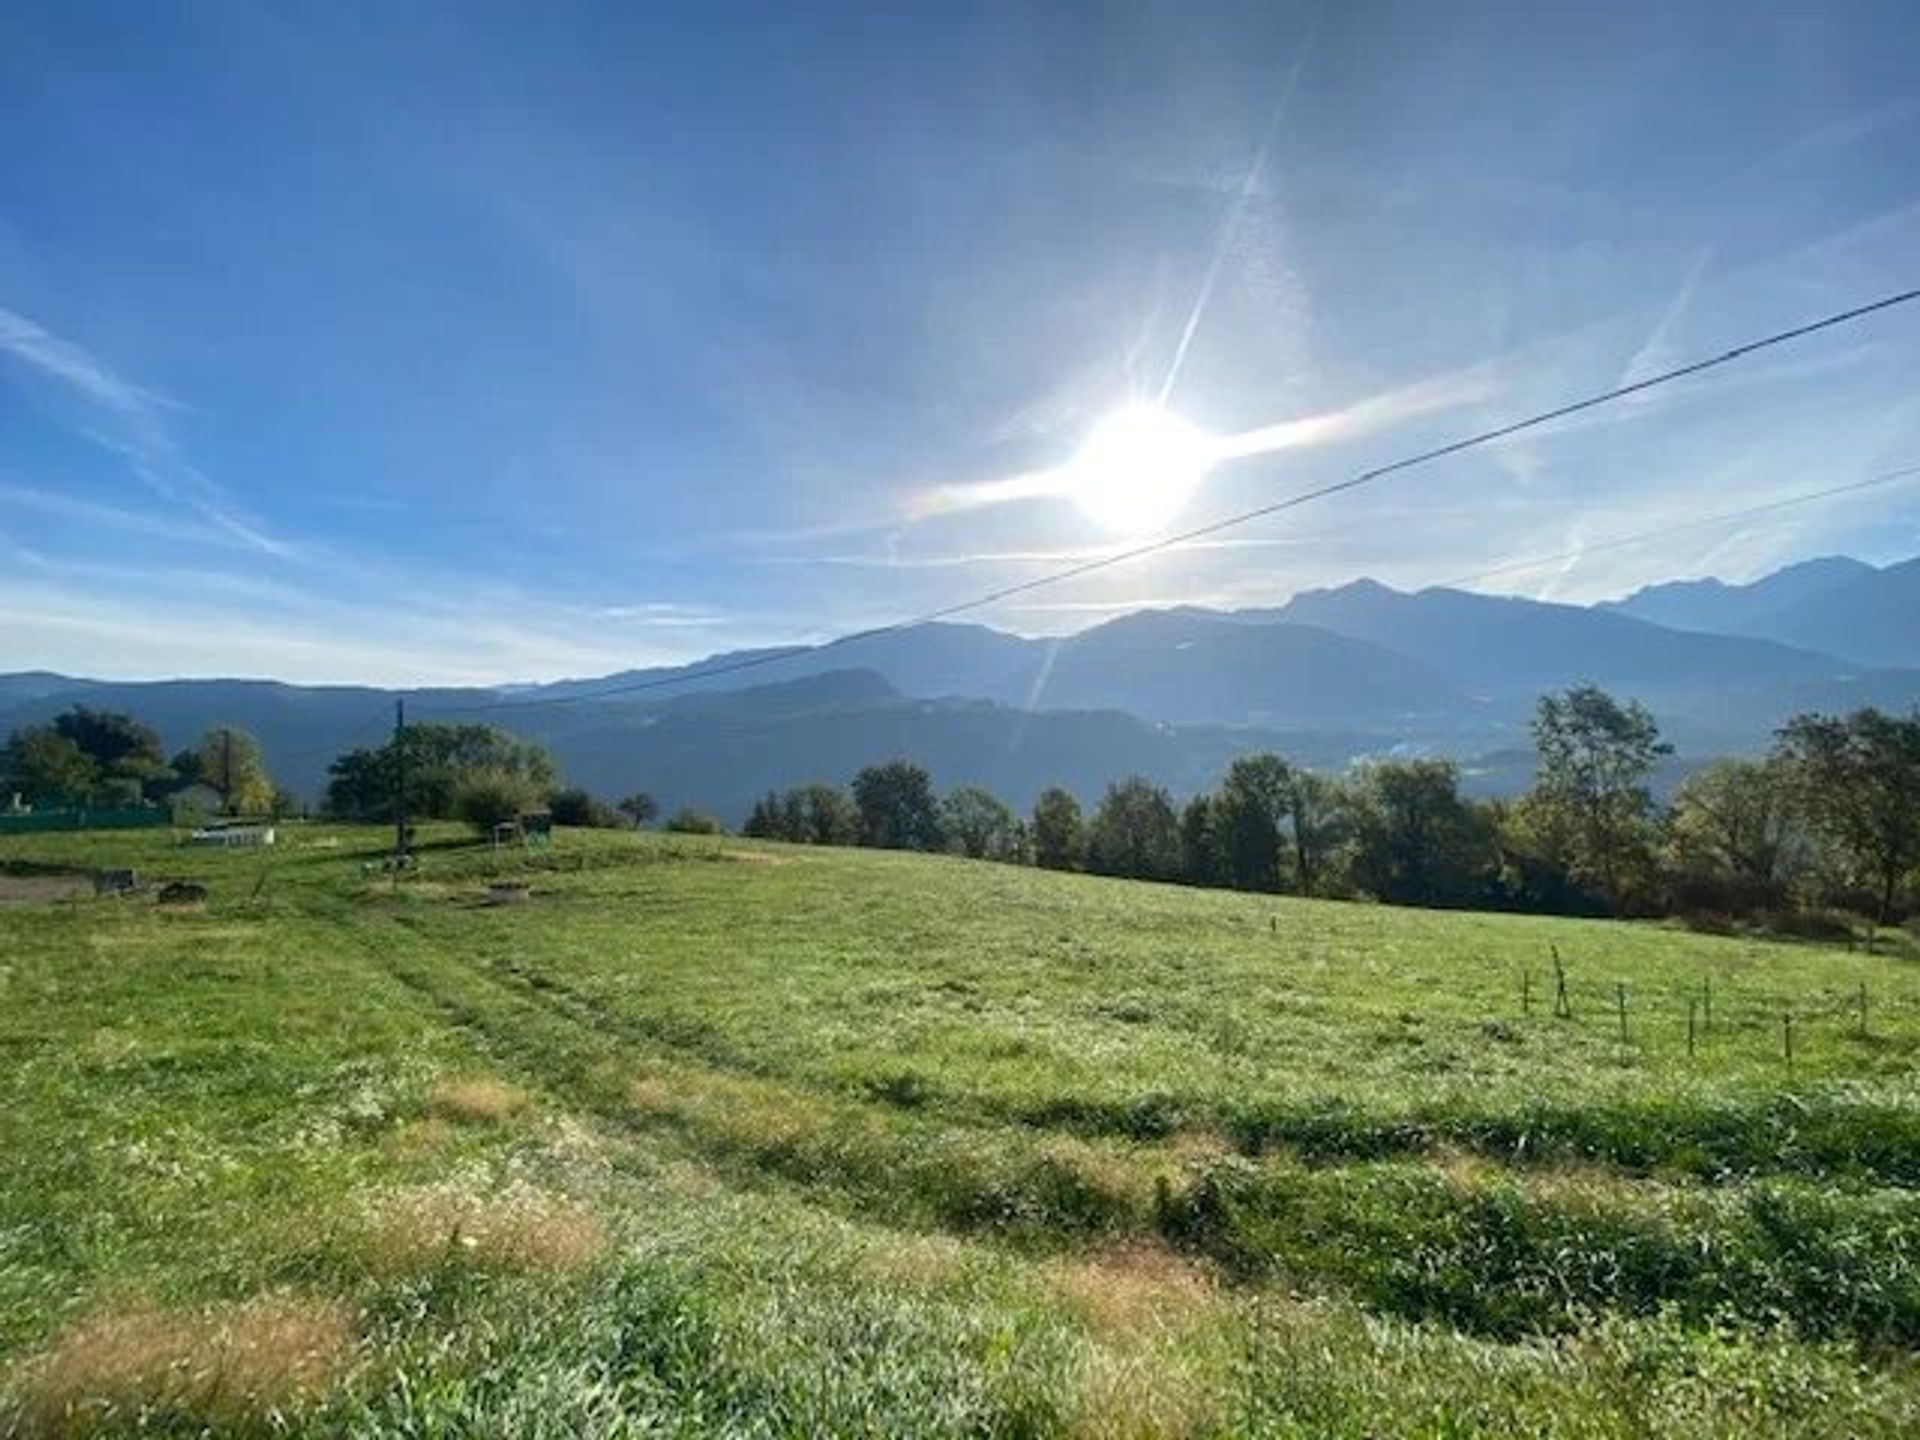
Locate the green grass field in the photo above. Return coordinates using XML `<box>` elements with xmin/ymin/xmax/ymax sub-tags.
<box><xmin>3</xmin><ymin>823</ymin><xmax>1918</xmax><ymax>1437</ymax></box>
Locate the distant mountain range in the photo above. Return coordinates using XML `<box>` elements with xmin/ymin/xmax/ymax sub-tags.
<box><xmin>6</xmin><ymin>554</ymin><xmax>1917</xmax><ymax>823</ymax></box>
<box><xmin>1603</xmin><ymin>555</ymin><xmax>1920</xmax><ymax>668</ymax></box>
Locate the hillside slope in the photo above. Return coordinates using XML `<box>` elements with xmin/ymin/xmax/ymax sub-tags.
<box><xmin>1</xmin><ymin>822</ymin><xmax>1915</xmax><ymax>1436</ymax></box>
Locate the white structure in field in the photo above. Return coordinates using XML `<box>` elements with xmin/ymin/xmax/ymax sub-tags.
<box><xmin>188</xmin><ymin>822</ymin><xmax>276</xmax><ymax>847</ymax></box>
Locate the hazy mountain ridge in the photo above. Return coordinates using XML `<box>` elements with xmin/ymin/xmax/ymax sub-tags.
<box><xmin>1602</xmin><ymin>556</ymin><xmax>1877</xmax><ymax>631</ymax></box>
<box><xmin>1605</xmin><ymin>555</ymin><xmax>1920</xmax><ymax>667</ymax></box>
<box><xmin>7</xmin><ymin>555</ymin><xmax>1918</xmax><ymax>821</ymax></box>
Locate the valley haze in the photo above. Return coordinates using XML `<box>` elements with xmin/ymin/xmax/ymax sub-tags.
<box><xmin>6</xmin><ymin>554</ymin><xmax>1916</xmax><ymax>825</ymax></box>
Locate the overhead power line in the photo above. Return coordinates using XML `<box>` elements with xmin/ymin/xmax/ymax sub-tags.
<box><xmin>452</xmin><ymin>286</ymin><xmax>1920</xmax><ymax>716</ymax></box>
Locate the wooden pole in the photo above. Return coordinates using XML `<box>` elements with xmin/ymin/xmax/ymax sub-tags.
<box><xmin>393</xmin><ymin>697</ymin><xmax>409</xmax><ymax>867</ymax></box>
<box><xmin>1687</xmin><ymin>997</ymin><xmax>1697</xmax><ymax>1057</ymax></box>
<box><xmin>1616</xmin><ymin>983</ymin><xmax>1628</xmax><ymax>1044</ymax></box>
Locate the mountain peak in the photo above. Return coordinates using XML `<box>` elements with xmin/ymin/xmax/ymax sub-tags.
<box><xmin>1602</xmin><ymin>552</ymin><xmax>1899</xmax><ymax>654</ymax></box>
<box><xmin>1297</xmin><ymin>576</ymin><xmax>1404</xmax><ymax>603</ymax></box>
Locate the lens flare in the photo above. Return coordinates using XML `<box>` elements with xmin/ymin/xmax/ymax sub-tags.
<box><xmin>1066</xmin><ymin>405</ymin><xmax>1215</xmax><ymax>535</ymax></box>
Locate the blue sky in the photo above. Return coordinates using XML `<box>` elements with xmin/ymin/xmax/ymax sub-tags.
<box><xmin>3</xmin><ymin>1</ymin><xmax>1918</xmax><ymax>684</ymax></box>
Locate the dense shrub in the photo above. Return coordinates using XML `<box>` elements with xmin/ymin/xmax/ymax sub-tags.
<box><xmin>453</xmin><ymin>769</ymin><xmax>542</xmax><ymax>832</ymax></box>
<box><xmin>548</xmin><ymin>787</ymin><xmax>619</xmax><ymax>827</ymax></box>
<box><xmin>665</xmin><ymin>808</ymin><xmax>725</xmax><ymax>835</ymax></box>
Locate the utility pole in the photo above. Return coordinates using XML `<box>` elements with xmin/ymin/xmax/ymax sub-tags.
<box><xmin>393</xmin><ymin>697</ymin><xmax>409</xmax><ymax>864</ymax></box>
<box><xmin>222</xmin><ymin>727</ymin><xmax>233</xmax><ymax>813</ymax></box>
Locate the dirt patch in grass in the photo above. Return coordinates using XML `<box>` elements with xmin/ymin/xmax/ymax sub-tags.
<box><xmin>359</xmin><ymin>1185</ymin><xmax>607</xmax><ymax>1274</ymax></box>
<box><xmin>0</xmin><ymin>872</ymin><xmax>90</xmax><ymax>906</ymax></box>
<box><xmin>427</xmin><ymin>1076</ymin><xmax>528</xmax><ymax>1124</ymax></box>
<box><xmin>8</xmin><ymin>1292</ymin><xmax>356</xmax><ymax>1437</ymax></box>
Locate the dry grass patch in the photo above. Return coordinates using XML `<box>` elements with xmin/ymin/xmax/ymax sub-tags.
<box><xmin>359</xmin><ymin>1185</ymin><xmax>607</xmax><ymax>1274</ymax></box>
<box><xmin>1039</xmin><ymin>1135</ymin><xmax>1157</xmax><ymax>1214</ymax></box>
<box><xmin>427</xmin><ymin>1076</ymin><xmax>528</xmax><ymax>1124</ymax></box>
<box><xmin>383</xmin><ymin>1115</ymin><xmax>454</xmax><ymax>1161</ymax></box>
<box><xmin>627</xmin><ymin>1075</ymin><xmax>680</xmax><ymax>1119</ymax></box>
<box><xmin>9</xmin><ymin>1293</ymin><xmax>356</xmax><ymax>1438</ymax></box>
<box><xmin>628</xmin><ymin>1068</ymin><xmax>844</xmax><ymax>1152</ymax></box>
<box><xmin>1431</xmin><ymin>1144</ymin><xmax>1504</xmax><ymax>1192</ymax></box>
<box><xmin>658</xmin><ymin>1159</ymin><xmax>727</xmax><ymax>1199</ymax></box>
<box><xmin>80</xmin><ymin>1029</ymin><xmax>137</xmax><ymax>1065</ymax></box>
<box><xmin>1159</xmin><ymin>1128</ymin><xmax>1236</xmax><ymax>1173</ymax></box>
<box><xmin>1059</xmin><ymin>1248</ymin><xmax>1225</xmax><ymax>1440</ymax></box>
<box><xmin>1050</xmin><ymin>1244</ymin><xmax>1221</xmax><ymax>1342</ymax></box>
<box><xmin>1069</xmin><ymin>1345</ymin><xmax>1217</xmax><ymax>1440</ymax></box>
<box><xmin>1430</xmin><ymin>1145</ymin><xmax>1663</xmax><ymax>1211</ymax></box>
<box><xmin>720</xmin><ymin>848</ymin><xmax>791</xmax><ymax>865</ymax></box>
<box><xmin>855</xmin><ymin>1230</ymin><xmax>973</xmax><ymax>1291</ymax></box>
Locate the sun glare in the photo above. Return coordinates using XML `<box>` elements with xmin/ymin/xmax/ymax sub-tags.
<box><xmin>1067</xmin><ymin>405</ymin><xmax>1215</xmax><ymax>535</ymax></box>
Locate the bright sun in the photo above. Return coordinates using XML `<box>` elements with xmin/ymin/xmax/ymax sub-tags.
<box><xmin>1066</xmin><ymin>404</ymin><xmax>1215</xmax><ymax>535</ymax></box>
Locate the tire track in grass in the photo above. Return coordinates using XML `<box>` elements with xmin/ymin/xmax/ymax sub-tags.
<box><xmin>369</xmin><ymin>898</ymin><xmax>1920</xmax><ymax>1191</ymax></box>
<box><xmin>353</xmin><ymin>905</ymin><xmax>1168</xmax><ymax>1251</ymax></box>
<box><xmin>334</xmin><ymin>901</ymin><xmax>1920</xmax><ymax>1352</ymax></box>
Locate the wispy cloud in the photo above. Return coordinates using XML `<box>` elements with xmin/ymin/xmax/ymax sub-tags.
<box><xmin>0</xmin><ymin>478</ymin><xmax>259</xmax><ymax>550</ymax></box>
<box><xmin>0</xmin><ymin>303</ymin><xmax>293</xmax><ymax>559</ymax></box>
<box><xmin>0</xmin><ymin>306</ymin><xmax>178</xmax><ymax>418</ymax></box>
<box><xmin>1758</xmin><ymin>96</ymin><xmax>1920</xmax><ymax>175</ymax></box>
<box><xmin>1619</xmin><ymin>247</ymin><xmax>1713</xmax><ymax>389</ymax></box>
<box><xmin>773</xmin><ymin>533</ymin><xmax>1323</xmax><ymax>572</ymax></box>
<box><xmin>0</xmin><ymin>564</ymin><xmax>766</xmax><ymax>686</ymax></box>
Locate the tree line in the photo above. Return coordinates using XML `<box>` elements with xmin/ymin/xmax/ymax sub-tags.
<box><xmin>9</xmin><ymin>689</ymin><xmax>1915</xmax><ymax>935</ymax></box>
<box><xmin>741</xmin><ymin>687</ymin><xmax>1920</xmax><ymax>934</ymax></box>
<box><xmin>3</xmin><ymin>707</ymin><xmax>286</xmax><ymax>816</ymax></box>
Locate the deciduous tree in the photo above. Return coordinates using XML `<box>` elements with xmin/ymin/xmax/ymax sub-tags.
<box><xmin>943</xmin><ymin>785</ymin><xmax>1021</xmax><ymax>861</ymax></box>
<box><xmin>1775</xmin><ymin>707</ymin><xmax>1920</xmax><ymax>929</ymax></box>
<box><xmin>617</xmin><ymin>792</ymin><xmax>659</xmax><ymax>828</ymax></box>
<box><xmin>197</xmin><ymin>726</ymin><xmax>275</xmax><ymax>814</ymax></box>
<box><xmin>852</xmin><ymin>760</ymin><xmax>944</xmax><ymax>851</ymax></box>
<box><xmin>1348</xmin><ymin>759</ymin><xmax>1494</xmax><ymax>907</ymax></box>
<box><xmin>1666</xmin><ymin>758</ymin><xmax>1812</xmax><ymax>911</ymax></box>
<box><xmin>2</xmin><ymin>725</ymin><xmax>98</xmax><ymax>805</ymax></box>
<box><xmin>1086</xmin><ymin>776</ymin><xmax>1181</xmax><ymax>881</ymax></box>
<box><xmin>1031</xmin><ymin>787</ymin><xmax>1085</xmax><ymax>871</ymax></box>
<box><xmin>1525</xmin><ymin>685</ymin><xmax>1671</xmax><ymax>909</ymax></box>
